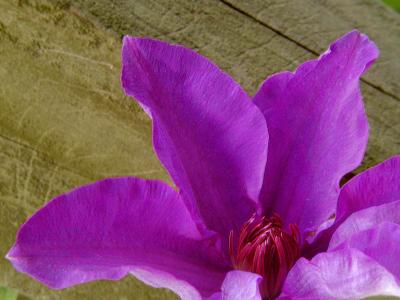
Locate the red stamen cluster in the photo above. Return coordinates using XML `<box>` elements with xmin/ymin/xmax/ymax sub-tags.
<box><xmin>229</xmin><ymin>214</ymin><xmax>301</xmax><ymax>300</ymax></box>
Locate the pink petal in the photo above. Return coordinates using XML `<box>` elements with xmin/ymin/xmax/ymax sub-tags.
<box><xmin>306</xmin><ymin>156</ymin><xmax>400</xmax><ymax>255</ymax></box>
<box><xmin>329</xmin><ymin>200</ymin><xmax>400</xmax><ymax>249</ymax></box>
<box><xmin>220</xmin><ymin>270</ymin><xmax>263</xmax><ymax>300</ymax></box>
<box><xmin>336</xmin><ymin>155</ymin><xmax>400</xmax><ymax>221</ymax></box>
<box><xmin>253</xmin><ymin>30</ymin><xmax>378</xmax><ymax>234</ymax></box>
<box><xmin>6</xmin><ymin>178</ymin><xmax>228</xmax><ymax>298</ymax></box>
<box><xmin>121</xmin><ymin>37</ymin><xmax>268</xmax><ymax>240</ymax></box>
<box><xmin>330</xmin><ymin>222</ymin><xmax>400</xmax><ymax>280</ymax></box>
<box><xmin>280</xmin><ymin>248</ymin><xmax>400</xmax><ymax>299</ymax></box>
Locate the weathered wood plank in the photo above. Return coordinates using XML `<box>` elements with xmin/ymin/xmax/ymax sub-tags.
<box><xmin>71</xmin><ymin>0</ymin><xmax>400</xmax><ymax>167</ymax></box>
<box><xmin>0</xmin><ymin>1</ymin><xmax>174</xmax><ymax>299</ymax></box>
<box><xmin>1</xmin><ymin>0</ymin><xmax>399</xmax><ymax>299</ymax></box>
<box><xmin>223</xmin><ymin>0</ymin><xmax>400</xmax><ymax>100</ymax></box>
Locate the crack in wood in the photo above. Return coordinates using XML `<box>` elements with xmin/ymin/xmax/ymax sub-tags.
<box><xmin>0</xmin><ymin>133</ymin><xmax>94</xmax><ymax>181</ymax></box>
<box><xmin>218</xmin><ymin>0</ymin><xmax>400</xmax><ymax>102</ymax></box>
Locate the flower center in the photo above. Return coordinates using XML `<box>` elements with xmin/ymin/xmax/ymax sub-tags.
<box><xmin>229</xmin><ymin>214</ymin><xmax>301</xmax><ymax>300</ymax></box>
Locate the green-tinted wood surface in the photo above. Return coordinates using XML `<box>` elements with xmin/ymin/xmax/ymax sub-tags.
<box><xmin>383</xmin><ymin>0</ymin><xmax>400</xmax><ymax>12</ymax></box>
<box><xmin>1</xmin><ymin>0</ymin><xmax>399</xmax><ymax>299</ymax></box>
<box><xmin>0</xmin><ymin>286</ymin><xmax>18</xmax><ymax>300</ymax></box>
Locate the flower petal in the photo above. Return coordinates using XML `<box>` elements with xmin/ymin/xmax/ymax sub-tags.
<box><xmin>253</xmin><ymin>30</ymin><xmax>378</xmax><ymax>233</ymax></box>
<box><xmin>280</xmin><ymin>248</ymin><xmax>400</xmax><ymax>300</ymax></box>
<box><xmin>6</xmin><ymin>177</ymin><xmax>228</xmax><ymax>298</ymax></box>
<box><xmin>220</xmin><ymin>270</ymin><xmax>263</xmax><ymax>300</ymax></box>
<box><xmin>305</xmin><ymin>156</ymin><xmax>400</xmax><ymax>255</ymax></box>
<box><xmin>336</xmin><ymin>155</ymin><xmax>400</xmax><ymax>222</ymax></box>
<box><xmin>330</xmin><ymin>222</ymin><xmax>400</xmax><ymax>280</ymax></box>
<box><xmin>328</xmin><ymin>200</ymin><xmax>400</xmax><ymax>249</ymax></box>
<box><xmin>129</xmin><ymin>267</ymin><xmax>203</xmax><ymax>300</ymax></box>
<box><xmin>121</xmin><ymin>37</ymin><xmax>268</xmax><ymax>239</ymax></box>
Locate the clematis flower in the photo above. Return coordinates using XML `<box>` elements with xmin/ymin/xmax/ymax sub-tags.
<box><xmin>6</xmin><ymin>30</ymin><xmax>400</xmax><ymax>300</ymax></box>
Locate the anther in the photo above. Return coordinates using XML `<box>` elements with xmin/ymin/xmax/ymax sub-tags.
<box><xmin>229</xmin><ymin>214</ymin><xmax>301</xmax><ymax>299</ymax></box>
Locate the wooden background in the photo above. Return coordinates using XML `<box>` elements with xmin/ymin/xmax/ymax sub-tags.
<box><xmin>0</xmin><ymin>0</ymin><xmax>399</xmax><ymax>299</ymax></box>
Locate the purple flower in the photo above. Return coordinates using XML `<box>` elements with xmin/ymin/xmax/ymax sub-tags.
<box><xmin>6</xmin><ymin>30</ymin><xmax>400</xmax><ymax>300</ymax></box>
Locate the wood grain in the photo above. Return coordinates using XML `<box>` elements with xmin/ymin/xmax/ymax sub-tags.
<box><xmin>1</xmin><ymin>0</ymin><xmax>399</xmax><ymax>299</ymax></box>
<box><xmin>224</xmin><ymin>0</ymin><xmax>400</xmax><ymax>99</ymax></box>
<box><xmin>71</xmin><ymin>0</ymin><xmax>400</xmax><ymax>169</ymax></box>
<box><xmin>0</xmin><ymin>1</ymin><xmax>173</xmax><ymax>299</ymax></box>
